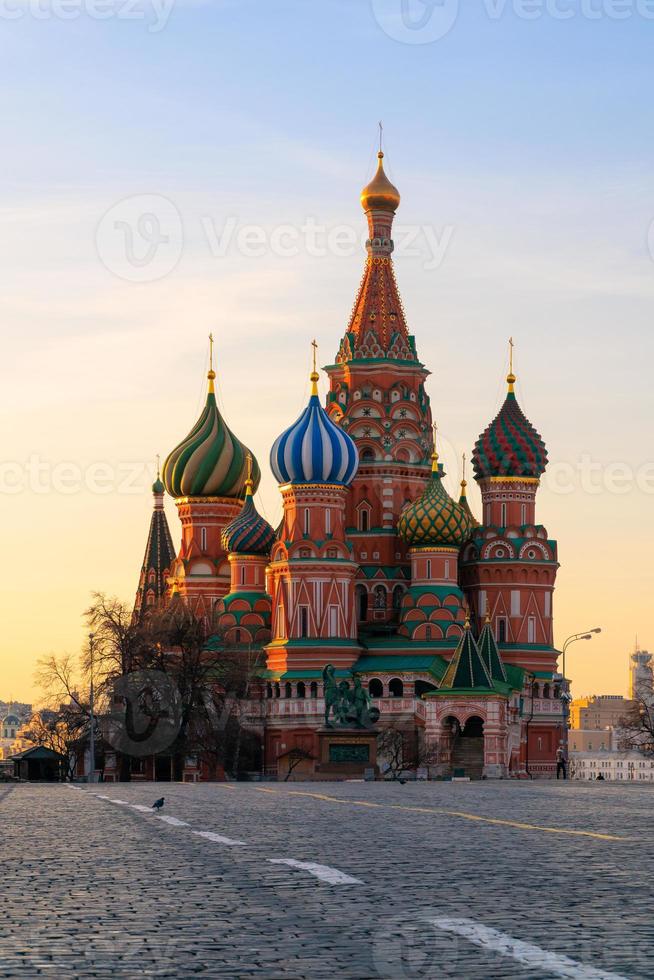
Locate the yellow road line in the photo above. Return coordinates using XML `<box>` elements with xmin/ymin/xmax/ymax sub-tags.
<box><xmin>256</xmin><ymin>788</ymin><xmax>627</xmax><ymax>841</ymax></box>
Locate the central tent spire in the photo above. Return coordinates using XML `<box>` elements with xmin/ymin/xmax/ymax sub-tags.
<box><xmin>334</xmin><ymin>137</ymin><xmax>417</xmax><ymax>364</ymax></box>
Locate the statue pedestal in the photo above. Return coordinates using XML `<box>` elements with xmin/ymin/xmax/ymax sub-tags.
<box><xmin>315</xmin><ymin>728</ymin><xmax>379</xmax><ymax>779</ymax></box>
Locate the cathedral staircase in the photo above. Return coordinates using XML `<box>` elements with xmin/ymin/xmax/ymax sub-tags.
<box><xmin>451</xmin><ymin>737</ymin><xmax>484</xmax><ymax>780</ymax></box>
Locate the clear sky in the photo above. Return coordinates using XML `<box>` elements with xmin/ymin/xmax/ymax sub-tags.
<box><xmin>2</xmin><ymin>0</ymin><xmax>653</xmax><ymax>702</ymax></box>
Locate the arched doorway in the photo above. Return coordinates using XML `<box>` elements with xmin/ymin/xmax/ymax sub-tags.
<box><xmin>451</xmin><ymin>715</ymin><xmax>485</xmax><ymax>780</ymax></box>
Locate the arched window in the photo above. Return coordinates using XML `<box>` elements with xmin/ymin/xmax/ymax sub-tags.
<box><xmin>200</xmin><ymin>527</ymin><xmax>207</xmax><ymax>551</ymax></box>
<box><xmin>300</xmin><ymin>607</ymin><xmax>309</xmax><ymax>637</ymax></box>
<box><xmin>389</xmin><ymin>678</ymin><xmax>404</xmax><ymax>698</ymax></box>
<box><xmin>425</xmin><ymin>625</ymin><xmax>432</xmax><ymax>640</ymax></box>
<box><xmin>359</xmin><ymin>508</ymin><xmax>370</xmax><ymax>532</ymax></box>
<box><xmin>274</xmin><ymin>683</ymin><xmax>281</xmax><ymax>699</ymax></box>
<box><xmin>374</xmin><ymin>585</ymin><xmax>387</xmax><ymax>609</ymax></box>
<box><xmin>234</xmin><ymin>628</ymin><xmax>241</xmax><ymax>644</ymax></box>
<box><xmin>304</xmin><ymin>508</ymin><xmax>310</xmax><ymax>535</ymax></box>
<box><xmin>361</xmin><ymin>449</ymin><xmax>375</xmax><ymax>462</ymax></box>
<box><xmin>266</xmin><ymin>683</ymin><xmax>273</xmax><ymax>699</ymax></box>
<box><xmin>392</xmin><ymin>585</ymin><xmax>404</xmax><ymax>610</ymax></box>
<box><xmin>297</xmin><ymin>682</ymin><xmax>306</xmax><ymax>699</ymax></box>
<box><xmin>284</xmin><ymin>682</ymin><xmax>292</xmax><ymax>698</ymax></box>
<box><xmin>369</xmin><ymin>678</ymin><xmax>383</xmax><ymax>698</ymax></box>
<box><xmin>543</xmin><ymin>683</ymin><xmax>551</xmax><ymax>699</ymax></box>
<box><xmin>356</xmin><ymin>585</ymin><xmax>368</xmax><ymax>621</ymax></box>
<box><xmin>310</xmin><ymin>681</ymin><xmax>318</xmax><ymax>699</ymax></box>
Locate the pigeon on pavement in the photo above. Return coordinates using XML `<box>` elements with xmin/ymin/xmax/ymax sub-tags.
<box><xmin>152</xmin><ymin>797</ymin><xmax>165</xmax><ymax>811</ymax></box>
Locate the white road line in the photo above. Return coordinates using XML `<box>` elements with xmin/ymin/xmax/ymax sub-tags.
<box><xmin>156</xmin><ymin>815</ymin><xmax>190</xmax><ymax>827</ymax></box>
<box><xmin>192</xmin><ymin>830</ymin><xmax>247</xmax><ymax>847</ymax></box>
<box><xmin>431</xmin><ymin>918</ymin><xmax>629</xmax><ymax>980</ymax></box>
<box><xmin>268</xmin><ymin>859</ymin><xmax>362</xmax><ymax>885</ymax></box>
<box><xmin>129</xmin><ymin>804</ymin><xmax>154</xmax><ymax>812</ymax></box>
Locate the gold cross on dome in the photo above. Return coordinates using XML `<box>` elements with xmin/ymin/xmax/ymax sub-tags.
<box><xmin>209</xmin><ymin>332</ymin><xmax>214</xmax><ymax>372</ymax></box>
<box><xmin>311</xmin><ymin>338</ymin><xmax>318</xmax><ymax>373</ymax></box>
<box><xmin>509</xmin><ymin>336</ymin><xmax>514</xmax><ymax>375</ymax></box>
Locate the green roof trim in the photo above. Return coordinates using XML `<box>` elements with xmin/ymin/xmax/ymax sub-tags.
<box><xmin>353</xmin><ymin>655</ymin><xmax>447</xmax><ymax>680</ymax></box>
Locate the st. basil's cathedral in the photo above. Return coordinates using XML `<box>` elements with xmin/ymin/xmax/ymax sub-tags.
<box><xmin>131</xmin><ymin>151</ymin><xmax>564</xmax><ymax>780</ymax></box>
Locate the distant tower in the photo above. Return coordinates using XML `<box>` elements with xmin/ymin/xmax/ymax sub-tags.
<box><xmin>324</xmin><ymin>150</ymin><xmax>433</xmax><ymax>628</ymax></box>
<box><xmin>133</xmin><ymin>465</ymin><xmax>176</xmax><ymax>619</ymax></box>
<box><xmin>162</xmin><ymin>339</ymin><xmax>260</xmax><ymax>628</ymax></box>
<box><xmin>630</xmin><ymin>649</ymin><xmax>653</xmax><ymax>699</ymax></box>
<box><xmin>266</xmin><ymin>357</ymin><xmax>361</xmax><ymax>673</ymax></box>
<box><xmin>461</xmin><ymin>345</ymin><xmax>559</xmax><ymax>673</ymax></box>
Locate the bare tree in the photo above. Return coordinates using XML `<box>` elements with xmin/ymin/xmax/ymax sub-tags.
<box><xmin>377</xmin><ymin>726</ymin><xmax>439</xmax><ymax>780</ymax></box>
<box><xmin>619</xmin><ymin>689</ymin><xmax>654</xmax><ymax>755</ymax></box>
<box><xmin>22</xmin><ymin>708</ymin><xmax>86</xmax><ymax>781</ymax></box>
<box><xmin>283</xmin><ymin>747</ymin><xmax>314</xmax><ymax>781</ymax></box>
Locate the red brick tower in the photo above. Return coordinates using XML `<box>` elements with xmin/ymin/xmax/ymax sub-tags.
<box><xmin>162</xmin><ymin>339</ymin><xmax>261</xmax><ymax>629</ymax></box>
<box><xmin>266</xmin><ymin>360</ymin><xmax>361</xmax><ymax>673</ymax></box>
<box><xmin>324</xmin><ymin>151</ymin><xmax>433</xmax><ymax>630</ymax></box>
<box><xmin>461</xmin><ymin>348</ymin><xmax>559</xmax><ymax>678</ymax></box>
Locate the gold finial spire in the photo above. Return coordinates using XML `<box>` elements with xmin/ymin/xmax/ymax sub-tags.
<box><xmin>244</xmin><ymin>452</ymin><xmax>254</xmax><ymax>496</ymax></box>
<box><xmin>507</xmin><ymin>336</ymin><xmax>516</xmax><ymax>393</ymax></box>
<box><xmin>208</xmin><ymin>332</ymin><xmax>216</xmax><ymax>393</ymax></box>
<box><xmin>464</xmin><ymin>611</ymin><xmax>471</xmax><ymax>630</ymax></box>
<box><xmin>378</xmin><ymin>120</ymin><xmax>383</xmax><ymax>154</ymax></box>
<box><xmin>460</xmin><ymin>452</ymin><xmax>467</xmax><ymax>494</ymax></box>
<box><xmin>156</xmin><ymin>453</ymin><xmax>161</xmax><ymax>479</ymax></box>
<box><xmin>431</xmin><ymin>422</ymin><xmax>439</xmax><ymax>473</ymax></box>
<box><xmin>310</xmin><ymin>339</ymin><xmax>319</xmax><ymax>395</ymax></box>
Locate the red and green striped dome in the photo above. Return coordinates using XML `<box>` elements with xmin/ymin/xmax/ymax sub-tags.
<box><xmin>472</xmin><ymin>378</ymin><xmax>547</xmax><ymax>480</ymax></box>
<box><xmin>163</xmin><ymin>371</ymin><xmax>260</xmax><ymax>499</ymax></box>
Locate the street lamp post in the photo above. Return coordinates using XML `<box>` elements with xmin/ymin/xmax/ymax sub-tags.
<box><xmin>88</xmin><ymin>632</ymin><xmax>96</xmax><ymax>783</ymax></box>
<box><xmin>560</xmin><ymin>628</ymin><xmax>602</xmax><ymax>759</ymax></box>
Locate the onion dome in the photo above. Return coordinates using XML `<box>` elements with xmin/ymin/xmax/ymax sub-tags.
<box><xmin>163</xmin><ymin>345</ymin><xmax>260</xmax><ymax>499</ymax></box>
<box><xmin>398</xmin><ymin>443</ymin><xmax>473</xmax><ymax>549</ymax></box>
<box><xmin>360</xmin><ymin>151</ymin><xmax>401</xmax><ymax>213</ymax></box>
<box><xmin>472</xmin><ymin>365</ymin><xmax>548</xmax><ymax>480</ymax></box>
<box><xmin>270</xmin><ymin>365</ymin><xmax>359</xmax><ymax>486</ymax></box>
<box><xmin>221</xmin><ymin>458</ymin><xmax>275</xmax><ymax>556</ymax></box>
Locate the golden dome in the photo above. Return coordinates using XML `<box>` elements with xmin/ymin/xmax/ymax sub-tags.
<box><xmin>360</xmin><ymin>152</ymin><xmax>401</xmax><ymax>213</ymax></box>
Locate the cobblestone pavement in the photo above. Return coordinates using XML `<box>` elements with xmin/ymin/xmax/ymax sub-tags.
<box><xmin>2</xmin><ymin>780</ymin><xmax>653</xmax><ymax>979</ymax></box>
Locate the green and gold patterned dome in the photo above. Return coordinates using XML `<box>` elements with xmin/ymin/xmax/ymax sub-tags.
<box><xmin>398</xmin><ymin>450</ymin><xmax>473</xmax><ymax>549</ymax></box>
<box><xmin>163</xmin><ymin>345</ymin><xmax>260</xmax><ymax>500</ymax></box>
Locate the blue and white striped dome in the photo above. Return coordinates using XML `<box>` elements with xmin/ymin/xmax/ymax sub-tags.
<box><xmin>271</xmin><ymin>377</ymin><xmax>359</xmax><ymax>486</ymax></box>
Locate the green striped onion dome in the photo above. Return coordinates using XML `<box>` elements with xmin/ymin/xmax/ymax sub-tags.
<box><xmin>398</xmin><ymin>459</ymin><xmax>473</xmax><ymax>549</ymax></box>
<box><xmin>163</xmin><ymin>375</ymin><xmax>260</xmax><ymax>499</ymax></box>
<box><xmin>221</xmin><ymin>486</ymin><xmax>275</xmax><ymax>556</ymax></box>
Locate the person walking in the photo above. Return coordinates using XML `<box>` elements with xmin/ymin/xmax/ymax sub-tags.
<box><xmin>556</xmin><ymin>746</ymin><xmax>567</xmax><ymax>780</ymax></box>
